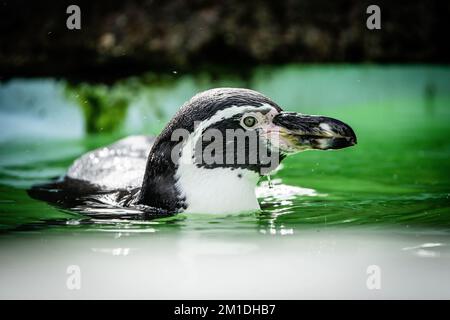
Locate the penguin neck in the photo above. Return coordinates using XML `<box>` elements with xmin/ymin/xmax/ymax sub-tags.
<box><xmin>138</xmin><ymin>150</ymin><xmax>261</xmax><ymax>214</ymax></box>
<box><xmin>138</xmin><ymin>140</ymin><xmax>185</xmax><ymax>212</ymax></box>
<box><xmin>138</xmin><ymin>128</ymin><xmax>263</xmax><ymax>214</ymax></box>
<box><xmin>175</xmin><ymin>164</ymin><xmax>261</xmax><ymax>214</ymax></box>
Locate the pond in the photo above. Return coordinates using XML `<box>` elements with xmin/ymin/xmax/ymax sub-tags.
<box><xmin>0</xmin><ymin>65</ymin><xmax>449</xmax><ymax>298</ymax></box>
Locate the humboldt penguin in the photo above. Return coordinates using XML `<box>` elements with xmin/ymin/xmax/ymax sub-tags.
<box><xmin>29</xmin><ymin>88</ymin><xmax>356</xmax><ymax>217</ymax></box>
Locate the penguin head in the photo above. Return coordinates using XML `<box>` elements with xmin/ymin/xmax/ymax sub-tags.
<box><xmin>161</xmin><ymin>88</ymin><xmax>356</xmax><ymax>175</ymax></box>
<box><xmin>140</xmin><ymin>88</ymin><xmax>356</xmax><ymax>214</ymax></box>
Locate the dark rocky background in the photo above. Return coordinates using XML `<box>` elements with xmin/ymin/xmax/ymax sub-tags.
<box><xmin>0</xmin><ymin>0</ymin><xmax>448</xmax><ymax>81</ymax></box>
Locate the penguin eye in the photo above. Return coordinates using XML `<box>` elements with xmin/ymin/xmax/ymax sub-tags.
<box><xmin>242</xmin><ymin>116</ymin><xmax>257</xmax><ymax>128</ymax></box>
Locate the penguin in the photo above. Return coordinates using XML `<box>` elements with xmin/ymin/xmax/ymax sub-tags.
<box><xmin>29</xmin><ymin>88</ymin><xmax>356</xmax><ymax>217</ymax></box>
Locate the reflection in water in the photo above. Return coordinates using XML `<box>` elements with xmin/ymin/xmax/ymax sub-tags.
<box><xmin>91</xmin><ymin>247</ymin><xmax>132</xmax><ymax>256</ymax></box>
<box><xmin>402</xmin><ymin>242</ymin><xmax>445</xmax><ymax>259</ymax></box>
<box><xmin>256</xmin><ymin>179</ymin><xmax>324</xmax><ymax>236</ymax></box>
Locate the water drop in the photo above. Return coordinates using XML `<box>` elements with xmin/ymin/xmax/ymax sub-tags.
<box><xmin>267</xmin><ymin>175</ymin><xmax>273</xmax><ymax>189</ymax></box>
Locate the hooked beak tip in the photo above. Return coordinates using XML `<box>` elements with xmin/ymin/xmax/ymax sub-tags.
<box><xmin>273</xmin><ymin>112</ymin><xmax>357</xmax><ymax>151</ymax></box>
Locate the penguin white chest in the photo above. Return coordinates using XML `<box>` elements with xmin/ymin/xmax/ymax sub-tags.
<box><xmin>175</xmin><ymin>165</ymin><xmax>260</xmax><ymax>214</ymax></box>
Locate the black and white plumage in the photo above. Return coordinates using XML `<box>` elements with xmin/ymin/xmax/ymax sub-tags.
<box><xmin>30</xmin><ymin>88</ymin><xmax>356</xmax><ymax>217</ymax></box>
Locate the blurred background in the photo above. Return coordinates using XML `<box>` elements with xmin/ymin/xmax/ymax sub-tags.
<box><xmin>1</xmin><ymin>0</ymin><xmax>449</xmax><ymax>79</ymax></box>
<box><xmin>0</xmin><ymin>0</ymin><xmax>450</xmax><ymax>299</ymax></box>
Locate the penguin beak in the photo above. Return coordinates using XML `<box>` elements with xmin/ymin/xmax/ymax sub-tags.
<box><xmin>272</xmin><ymin>112</ymin><xmax>357</xmax><ymax>152</ymax></box>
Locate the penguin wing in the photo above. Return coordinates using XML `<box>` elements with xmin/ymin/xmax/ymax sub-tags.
<box><xmin>66</xmin><ymin>135</ymin><xmax>155</xmax><ymax>190</ymax></box>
